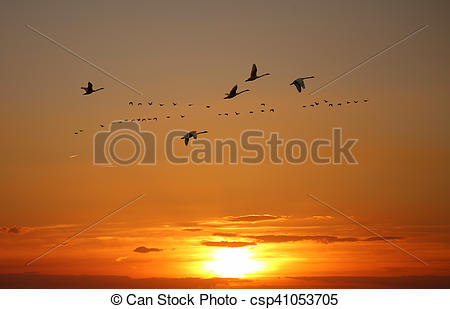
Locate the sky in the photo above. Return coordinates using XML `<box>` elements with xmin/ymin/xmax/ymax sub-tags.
<box><xmin>0</xmin><ymin>0</ymin><xmax>449</xmax><ymax>288</ymax></box>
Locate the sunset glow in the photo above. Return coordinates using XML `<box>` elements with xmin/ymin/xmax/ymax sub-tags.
<box><xmin>204</xmin><ymin>247</ymin><xmax>264</xmax><ymax>278</ymax></box>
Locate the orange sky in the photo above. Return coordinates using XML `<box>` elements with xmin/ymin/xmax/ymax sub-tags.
<box><xmin>0</xmin><ymin>0</ymin><xmax>449</xmax><ymax>288</ymax></box>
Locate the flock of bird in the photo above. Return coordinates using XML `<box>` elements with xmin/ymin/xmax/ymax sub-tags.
<box><xmin>76</xmin><ymin>64</ymin><xmax>370</xmax><ymax>145</ymax></box>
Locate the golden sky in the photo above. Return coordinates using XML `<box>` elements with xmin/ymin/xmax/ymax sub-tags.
<box><xmin>0</xmin><ymin>0</ymin><xmax>449</xmax><ymax>288</ymax></box>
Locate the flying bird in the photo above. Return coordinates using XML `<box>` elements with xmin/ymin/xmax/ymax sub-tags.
<box><xmin>188</xmin><ymin>104</ymin><xmax>193</xmax><ymax>106</ymax></box>
<box><xmin>137</xmin><ymin>103</ymin><xmax>142</xmax><ymax>106</ymax></box>
<box><xmin>153</xmin><ymin>117</ymin><xmax>158</xmax><ymax>121</ymax></box>
<box><xmin>346</xmin><ymin>101</ymin><xmax>351</xmax><ymax>104</ymax></box>
<box><xmin>173</xmin><ymin>102</ymin><xmax>177</xmax><ymax>106</ymax></box>
<box><xmin>245</xmin><ymin>64</ymin><xmax>270</xmax><ymax>82</ymax></box>
<box><xmin>315</xmin><ymin>102</ymin><xmax>319</xmax><ymax>106</ymax></box>
<box><xmin>166</xmin><ymin>116</ymin><xmax>170</xmax><ymax>119</ymax></box>
<box><xmin>354</xmin><ymin>100</ymin><xmax>359</xmax><ymax>104</ymax></box>
<box><xmin>261</xmin><ymin>110</ymin><xmax>265</xmax><ymax>112</ymax></box>
<box><xmin>148</xmin><ymin>102</ymin><xmax>153</xmax><ymax>106</ymax></box>
<box><xmin>338</xmin><ymin>103</ymin><xmax>342</xmax><ymax>106</ymax></box>
<box><xmin>324</xmin><ymin>100</ymin><xmax>328</xmax><ymax>103</ymax></box>
<box><xmin>129</xmin><ymin>102</ymin><xmax>133</xmax><ymax>106</ymax></box>
<box><xmin>160</xmin><ymin>103</ymin><xmax>165</xmax><ymax>107</ymax></box>
<box><xmin>224</xmin><ymin>113</ymin><xmax>229</xmax><ymax>116</ymax></box>
<box><xmin>181</xmin><ymin>130</ymin><xmax>208</xmax><ymax>146</ymax></box>
<box><xmin>310</xmin><ymin>104</ymin><xmax>314</xmax><ymax>107</ymax></box>
<box><xmin>224</xmin><ymin>85</ymin><xmax>250</xmax><ymax>99</ymax></box>
<box><xmin>81</xmin><ymin>82</ymin><xmax>104</xmax><ymax>95</ymax></box>
<box><xmin>261</xmin><ymin>103</ymin><xmax>265</xmax><ymax>106</ymax></box>
<box><xmin>206</xmin><ymin>105</ymin><xmax>211</xmax><ymax>108</ymax></box>
<box><xmin>235</xmin><ymin>112</ymin><xmax>240</xmax><ymax>115</ymax></box>
<box><xmin>249</xmin><ymin>111</ymin><xmax>254</xmax><ymax>114</ymax></box>
<box><xmin>329</xmin><ymin>104</ymin><xmax>333</xmax><ymax>107</ymax></box>
<box><xmin>180</xmin><ymin>115</ymin><xmax>185</xmax><ymax>118</ymax></box>
<box><xmin>270</xmin><ymin>108</ymin><xmax>274</xmax><ymax>112</ymax></box>
<box><xmin>99</xmin><ymin>124</ymin><xmax>104</xmax><ymax>128</ymax></box>
<box><xmin>364</xmin><ymin>99</ymin><xmax>369</xmax><ymax>102</ymax></box>
<box><xmin>290</xmin><ymin>76</ymin><xmax>315</xmax><ymax>93</ymax></box>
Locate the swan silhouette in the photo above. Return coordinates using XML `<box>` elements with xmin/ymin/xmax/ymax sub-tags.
<box><xmin>81</xmin><ymin>82</ymin><xmax>104</xmax><ymax>95</ymax></box>
<box><xmin>224</xmin><ymin>85</ymin><xmax>249</xmax><ymax>99</ymax></box>
<box><xmin>245</xmin><ymin>64</ymin><xmax>270</xmax><ymax>82</ymax></box>
<box><xmin>290</xmin><ymin>76</ymin><xmax>314</xmax><ymax>93</ymax></box>
<box><xmin>181</xmin><ymin>130</ymin><xmax>208</xmax><ymax>146</ymax></box>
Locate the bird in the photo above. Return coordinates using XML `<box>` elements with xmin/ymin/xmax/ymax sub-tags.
<box><xmin>79</xmin><ymin>129</ymin><xmax>84</xmax><ymax>133</ymax></box>
<box><xmin>270</xmin><ymin>108</ymin><xmax>274</xmax><ymax>112</ymax></box>
<box><xmin>324</xmin><ymin>100</ymin><xmax>328</xmax><ymax>103</ymax></box>
<box><xmin>74</xmin><ymin>132</ymin><xmax>78</xmax><ymax>135</ymax></box>
<box><xmin>329</xmin><ymin>104</ymin><xmax>333</xmax><ymax>107</ymax></box>
<box><xmin>181</xmin><ymin>130</ymin><xmax>208</xmax><ymax>146</ymax></box>
<box><xmin>261</xmin><ymin>110</ymin><xmax>265</xmax><ymax>112</ymax></box>
<box><xmin>364</xmin><ymin>99</ymin><xmax>369</xmax><ymax>102</ymax></box>
<box><xmin>290</xmin><ymin>76</ymin><xmax>315</xmax><ymax>93</ymax></box>
<box><xmin>81</xmin><ymin>82</ymin><xmax>104</xmax><ymax>95</ymax></box>
<box><xmin>249</xmin><ymin>111</ymin><xmax>254</xmax><ymax>114</ymax></box>
<box><xmin>99</xmin><ymin>124</ymin><xmax>104</xmax><ymax>128</ymax></box>
<box><xmin>315</xmin><ymin>102</ymin><xmax>319</xmax><ymax>106</ymax></box>
<box><xmin>354</xmin><ymin>100</ymin><xmax>359</xmax><ymax>104</ymax></box>
<box><xmin>148</xmin><ymin>102</ymin><xmax>153</xmax><ymax>106</ymax></box>
<box><xmin>188</xmin><ymin>104</ymin><xmax>193</xmax><ymax>106</ymax></box>
<box><xmin>153</xmin><ymin>117</ymin><xmax>158</xmax><ymax>121</ymax></box>
<box><xmin>224</xmin><ymin>113</ymin><xmax>229</xmax><ymax>116</ymax></box>
<box><xmin>147</xmin><ymin>118</ymin><xmax>151</xmax><ymax>121</ymax></box>
<box><xmin>245</xmin><ymin>64</ymin><xmax>270</xmax><ymax>82</ymax></box>
<box><xmin>173</xmin><ymin>102</ymin><xmax>177</xmax><ymax>106</ymax></box>
<box><xmin>310</xmin><ymin>104</ymin><xmax>314</xmax><ymax>107</ymax></box>
<box><xmin>302</xmin><ymin>105</ymin><xmax>306</xmax><ymax>108</ymax></box>
<box><xmin>261</xmin><ymin>103</ymin><xmax>265</xmax><ymax>106</ymax></box>
<box><xmin>218</xmin><ymin>113</ymin><xmax>222</xmax><ymax>116</ymax></box>
<box><xmin>180</xmin><ymin>115</ymin><xmax>185</xmax><ymax>118</ymax></box>
<box><xmin>160</xmin><ymin>103</ymin><xmax>165</xmax><ymax>107</ymax></box>
<box><xmin>224</xmin><ymin>85</ymin><xmax>250</xmax><ymax>99</ymax></box>
<box><xmin>338</xmin><ymin>103</ymin><xmax>342</xmax><ymax>106</ymax></box>
<box><xmin>206</xmin><ymin>105</ymin><xmax>211</xmax><ymax>108</ymax></box>
<box><xmin>137</xmin><ymin>118</ymin><xmax>141</xmax><ymax>121</ymax></box>
<box><xmin>138</xmin><ymin>103</ymin><xmax>142</xmax><ymax>106</ymax></box>
<box><xmin>235</xmin><ymin>112</ymin><xmax>240</xmax><ymax>115</ymax></box>
<box><xmin>166</xmin><ymin>116</ymin><xmax>170</xmax><ymax>119</ymax></box>
<box><xmin>141</xmin><ymin>118</ymin><xmax>146</xmax><ymax>122</ymax></box>
<box><xmin>346</xmin><ymin>101</ymin><xmax>351</xmax><ymax>104</ymax></box>
<box><xmin>129</xmin><ymin>102</ymin><xmax>133</xmax><ymax>106</ymax></box>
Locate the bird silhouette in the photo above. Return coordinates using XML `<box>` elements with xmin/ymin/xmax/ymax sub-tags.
<box><xmin>329</xmin><ymin>104</ymin><xmax>333</xmax><ymax>107</ymax></box>
<box><xmin>224</xmin><ymin>85</ymin><xmax>250</xmax><ymax>99</ymax></box>
<box><xmin>364</xmin><ymin>99</ymin><xmax>369</xmax><ymax>102</ymax></box>
<box><xmin>224</xmin><ymin>113</ymin><xmax>229</xmax><ymax>116</ymax></box>
<box><xmin>188</xmin><ymin>104</ymin><xmax>193</xmax><ymax>106</ymax></box>
<box><xmin>338</xmin><ymin>103</ymin><xmax>342</xmax><ymax>106</ymax></box>
<box><xmin>173</xmin><ymin>102</ymin><xmax>177</xmax><ymax>106</ymax></box>
<box><xmin>81</xmin><ymin>82</ymin><xmax>104</xmax><ymax>95</ymax></box>
<box><xmin>346</xmin><ymin>101</ymin><xmax>351</xmax><ymax>104</ymax></box>
<box><xmin>310</xmin><ymin>104</ymin><xmax>314</xmax><ymax>107</ymax></box>
<box><xmin>302</xmin><ymin>105</ymin><xmax>306</xmax><ymax>108</ymax></box>
<box><xmin>261</xmin><ymin>110</ymin><xmax>265</xmax><ymax>112</ymax></box>
<box><xmin>270</xmin><ymin>108</ymin><xmax>274</xmax><ymax>112</ymax></box>
<box><xmin>160</xmin><ymin>103</ymin><xmax>165</xmax><ymax>107</ymax></box>
<box><xmin>153</xmin><ymin>117</ymin><xmax>158</xmax><ymax>121</ymax></box>
<box><xmin>206</xmin><ymin>105</ymin><xmax>211</xmax><ymax>108</ymax></box>
<box><xmin>245</xmin><ymin>64</ymin><xmax>270</xmax><ymax>82</ymax></box>
<box><xmin>180</xmin><ymin>115</ymin><xmax>185</xmax><ymax>118</ymax></box>
<box><xmin>181</xmin><ymin>130</ymin><xmax>208</xmax><ymax>146</ymax></box>
<box><xmin>138</xmin><ymin>103</ymin><xmax>142</xmax><ymax>106</ymax></box>
<box><xmin>166</xmin><ymin>116</ymin><xmax>170</xmax><ymax>119</ymax></box>
<box><xmin>315</xmin><ymin>102</ymin><xmax>319</xmax><ymax>106</ymax></box>
<box><xmin>148</xmin><ymin>102</ymin><xmax>153</xmax><ymax>106</ymax></box>
<box><xmin>354</xmin><ymin>100</ymin><xmax>358</xmax><ymax>104</ymax></box>
<box><xmin>261</xmin><ymin>103</ymin><xmax>265</xmax><ymax>106</ymax></box>
<box><xmin>290</xmin><ymin>76</ymin><xmax>315</xmax><ymax>93</ymax></box>
<box><xmin>249</xmin><ymin>111</ymin><xmax>254</xmax><ymax>114</ymax></box>
<box><xmin>235</xmin><ymin>112</ymin><xmax>240</xmax><ymax>115</ymax></box>
<box><xmin>100</xmin><ymin>124</ymin><xmax>104</xmax><ymax>128</ymax></box>
<box><xmin>129</xmin><ymin>101</ymin><xmax>133</xmax><ymax>106</ymax></box>
<box><xmin>324</xmin><ymin>100</ymin><xmax>328</xmax><ymax>103</ymax></box>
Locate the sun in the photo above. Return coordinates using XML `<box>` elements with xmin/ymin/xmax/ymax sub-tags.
<box><xmin>204</xmin><ymin>247</ymin><xmax>264</xmax><ymax>278</ymax></box>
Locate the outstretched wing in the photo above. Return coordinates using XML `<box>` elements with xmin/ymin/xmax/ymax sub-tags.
<box><xmin>184</xmin><ymin>137</ymin><xmax>189</xmax><ymax>146</ymax></box>
<box><xmin>229</xmin><ymin>85</ymin><xmax>238</xmax><ymax>96</ymax></box>
<box><xmin>299</xmin><ymin>78</ymin><xmax>306</xmax><ymax>89</ymax></box>
<box><xmin>87</xmin><ymin>82</ymin><xmax>93</xmax><ymax>91</ymax></box>
<box><xmin>250</xmin><ymin>64</ymin><xmax>257</xmax><ymax>78</ymax></box>
<box><xmin>293</xmin><ymin>80</ymin><xmax>302</xmax><ymax>93</ymax></box>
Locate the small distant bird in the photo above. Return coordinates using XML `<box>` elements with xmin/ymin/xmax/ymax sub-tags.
<box><xmin>245</xmin><ymin>64</ymin><xmax>270</xmax><ymax>82</ymax></box>
<box><xmin>315</xmin><ymin>102</ymin><xmax>319</xmax><ymax>106</ymax></box>
<box><xmin>249</xmin><ymin>111</ymin><xmax>254</xmax><ymax>114</ymax></box>
<box><xmin>181</xmin><ymin>130</ymin><xmax>208</xmax><ymax>146</ymax></box>
<box><xmin>148</xmin><ymin>102</ymin><xmax>153</xmax><ymax>106</ymax></box>
<box><xmin>302</xmin><ymin>105</ymin><xmax>306</xmax><ymax>108</ymax></box>
<box><xmin>142</xmin><ymin>118</ymin><xmax>146</xmax><ymax>122</ymax></box>
<box><xmin>364</xmin><ymin>99</ymin><xmax>369</xmax><ymax>102</ymax></box>
<box><xmin>81</xmin><ymin>82</ymin><xmax>104</xmax><ymax>95</ymax></box>
<box><xmin>235</xmin><ymin>112</ymin><xmax>240</xmax><ymax>115</ymax></box>
<box><xmin>218</xmin><ymin>113</ymin><xmax>222</xmax><ymax>116</ymax></box>
<box><xmin>261</xmin><ymin>110</ymin><xmax>265</xmax><ymax>112</ymax></box>
<box><xmin>180</xmin><ymin>115</ymin><xmax>185</xmax><ymax>118</ymax></box>
<box><xmin>270</xmin><ymin>109</ymin><xmax>274</xmax><ymax>112</ymax></box>
<box><xmin>329</xmin><ymin>104</ymin><xmax>333</xmax><ymax>107</ymax></box>
<box><xmin>224</xmin><ymin>113</ymin><xmax>229</xmax><ymax>116</ymax></box>
<box><xmin>206</xmin><ymin>105</ymin><xmax>211</xmax><ymax>108</ymax></box>
<box><xmin>324</xmin><ymin>100</ymin><xmax>328</xmax><ymax>103</ymax></box>
<box><xmin>160</xmin><ymin>103</ymin><xmax>165</xmax><ymax>107</ymax></box>
<box><xmin>188</xmin><ymin>104</ymin><xmax>193</xmax><ymax>106</ymax></box>
<box><xmin>79</xmin><ymin>129</ymin><xmax>84</xmax><ymax>133</ymax></box>
<box><xmin>354</xmin><ymin>100</ymin><xmax>358</xmax><ymax>104</ymax></box>
<box><xmin>261</xmin><ymin>103</ymin><xmax>265</xmax><ymax>106</ymax></box>
<box><xmin>346</xmin><ymin>101</ymin><xmax>351</xmax><ymax>104</ymax></box>
<box><xmin>137</xmin><ymin>118</ymin><xmax>141</xmax><ymax>121</ymax></box>
<box><xmin>290</xmin><ymin>76</ymin><xmax>315</xmax><ymax>93</ymax></box>
<box><xmin>166</xmin><ymin>116</ymin><xmax>170</xmax><ymax>119</ymax></box>
<box><xmin>224</xmin><ymin>85</ymin><xmax>250</xmax><ymax>99</ymax></box>
<box><xmin>310</xmin><ymin>104</ymin><xmax>314</xmax><ymax>107</ymax></box>
<box><xmin>173</xmin><ymin>102</ymin><xmax>177</xmax><ymax>106</ymax></box>
<box><xmin>138</xmin><ymin>103</ymin><xmax>142</xmax><ymax>106</ymax></box>
<box><xmin>153</xmin><ymin>117</ymin><xmax>158</xmax><ymax>120</ymax></box>
<box><xmin>129</xmin><ymin>102</ymin><xmax>133</xmax><ymax>106</ymax></box>
<box><xmin>100</xmin><ymin>124</ymin><xmax>104</xmax><ymax>128</ymax></box>
<box><xmin>74</xmin><ymin>132</ymin><xmax>78</xmax><ymax>135</ymax></box>
<box><xmin>338</xmin><ymin>103</ymin><xmax>342</xmax><ymax>106</ymax></box>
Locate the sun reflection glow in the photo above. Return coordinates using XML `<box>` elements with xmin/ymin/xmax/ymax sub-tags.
<box><xmin>204</xmin><ymin>247</ymin><xmax>264</xmax><ymax>278</ymax></box>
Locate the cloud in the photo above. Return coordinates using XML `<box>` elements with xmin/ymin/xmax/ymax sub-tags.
<box><xmin>115</xmin><ymin>256</ymin><xmax>128</xmax><ymax>262</ymax></box>
<box><xmin>201</xmin><ymin>241</ymin><xmax>257</xmax><ymax>248</ymax></box>
<box><xmin>182</xmin><ymin>228</ymin><xmax>203</xmax><ymax>232</ymax></box>
<box><xmin>0</xmin><ymin>226</ymin><xmax>30</xmax><ymax>234</ymax></box>
<box><xmin>243</xmin><ymin>235</ymin><xmax>404</xmax><ymax>244</ymax></box>
<box><xmin>133</xmin><ymin>246</ymin><xmax>163</xmax><ymax>253</ymax></box>
<box><xmin>212</xmin><ymin>232</ymin><xmax>238</xmax><ymax>237</ymax></box>
<box><xmin>225</xmin><ymin>214</ymin><xmax>284</xmax><ymax>222</ymax></box>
